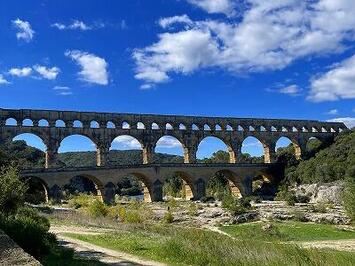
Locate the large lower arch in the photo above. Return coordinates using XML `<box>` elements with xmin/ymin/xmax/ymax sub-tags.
<box><xmin>12</xmin><ymin>133</ymin><xmax>47</xmax><ymax>168</ymax></box>
<box><xmin>163</xmin><ymin>171</ymin><xmax>196</xmax><ymax>200</ymax></box>
<box><xmin>59</xmin><ymin>135</ymin><xmax>97</xmax><ymax>167</ymax></box>
<box><xmin>64</xmin><ymin>174</ymin><xmax>104</xmax><ymax>202</ymax></box>
<box><xmin>207</xmin><ymin>170</ymin><xmax>243</xmax><ymax>199</ymax></box>
<box><xmin>154</xmin><ymin>135</ymin><xmax>184</xmax><ymax>163</ymax></box>
<box><xmin>109</xmin><ymin>135</ymin><xmax>143</xmax><ymax>165</ymax></box>
<box><xmin>197</xmin><ymin>136</ymin><xmax>235</xmax><ymax>163</ymax></box>
<box><xmin>241</xmin><ymin>136</ymin><xmax>264</xmax><ymax>163</ymax></box>
<box><xmin>128</xmin><ymin>172</ymin><xmax>156</xmax><ymax>202</ymax></box>
<box><xmin>22</xmin><ymin>176</ymin><xmax>49</xmax><ymax>204</ymax></box>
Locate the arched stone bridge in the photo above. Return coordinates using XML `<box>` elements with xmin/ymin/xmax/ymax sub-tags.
<box><xmin>20</xmin><ymin>163</ymin><xmax>284</xmax><ymax>203</ymax></box>
<box><xmin>0</xmin><ymin>108</ymin><xmax>347</xmax><ymax>168</ymax></box>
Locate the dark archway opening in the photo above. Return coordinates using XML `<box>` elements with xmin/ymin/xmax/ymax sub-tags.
<box><xmin>23</xmin><ymin>177</ymin><xmax>48</xmax><ymax>204</ymax></box>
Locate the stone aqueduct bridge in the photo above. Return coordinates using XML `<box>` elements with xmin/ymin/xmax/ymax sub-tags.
<box><xmin>0</xmin><ymin>108</ymin><xmax>347</xmax><ymax>203</ymax></box>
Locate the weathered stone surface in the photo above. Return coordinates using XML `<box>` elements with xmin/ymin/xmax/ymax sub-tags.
<box><xmin>0</xmin><ymin>229</ymin><xmax>41</xmax><ymax>266</ymax></box>
<box><xmin>295</xmin><ymin>182</ymin><xmax>344</xmax><ymax>205</ymax></box>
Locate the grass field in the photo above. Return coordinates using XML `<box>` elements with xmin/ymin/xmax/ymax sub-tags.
<box><xmin>64</xmin><ymin>224</ymin><xmax>355</xmax><ymax>266</ymax></box>
<box><xmin>220</xmin><ymin>221</ymin><xmax>355</xmax><ymax>242</ymax></box>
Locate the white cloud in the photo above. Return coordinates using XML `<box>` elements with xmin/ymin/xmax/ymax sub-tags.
<box><xmin>187</xmin><ymin>0</ymin><xmax>236</xmax><ymax>16</ymax></box>
<box><xmin>140</xmin><ymin>84</ymin><xmax>154</xmax><ymax>90</ymax></box>
<box><xmin>0</xmin><ymin>74</ymin><xmax>9</xmax><ymax>85</ymax></box>
<box><xmin>113</xmin><ymin>136</ymin><xmax>142</xmax><ymax>149</ymax></box>
<box><xmin>133</xmin><ymin>1</ymin><xmax>355</xmax><ymax>86</ymax></box>
<box><xmin>308</xmin><ymin>54</ymin><xmax>355</xmax><ymax>102</ymax></box>
<box><xmin>159</xmin><ymin>15</ymin><xmax>193</xmax><ymax>28</ymax></box>
<box><xmin>327</xmin><ymin>117</ymin><xmax>355</xmax><ymax>129</ymax></box>
<box><xmin>33</xmin><ymin>65</ymin><xmax>60</xmax><ymax>80</ymax></box>
<box><xmin>65</xmin><ymin>50</ymin><xmax>109</xmax><ymax>85</ymax></box>
<box><xmin>278</xmin><ymin>84</ymin><xmax>302</xmax><ymax>95</ymax></box>
<box><xmin>12</xmin><ymin>18</ymin><xmax>35</xmax><ymax>42</ymax></box>
<box><xmin>156</xmin><ymin>136</ymin><xmax>182</xmax><ymax>148</ymax></box>
<box><xmin>8</xmin><ymin>67</ymin><xmax>32</xmax><ymax>77</ymax></box>
<box><xmin>51</xmin><ymin>20</ymin><xmax>92</xmax><ymax>30</ymax></box>
<box><xmin>53</xmin><ymin>86</ymin><xmax>72</xmax><ymax>95</ymax></box>
<box><xmin>326</xmin><ymin>109</ymin><xmax>339</xmax><ymax>115</ymax></box>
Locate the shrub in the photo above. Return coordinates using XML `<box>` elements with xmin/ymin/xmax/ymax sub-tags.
<box><xmin>222</xmin><ymin>194</ymin><xmax>250</xmax><ymax>215</ymax></box>
<box><xmin>311</xmin><ymin>202</ymin><xmax>328</xmax><ymax>213</ymax></box>
<box><xmin>68</xmin><ymin>193</ymin><xmax>94</xmax><ymax>209</ymax></box>
<box><xmin>188</xmin><ymin>203</ymin><xmax>198</xmax><ymax>216</ymax></box>
<box><xmin>87</xmin><ymin>200</ymin><xmax>108</xmax><ymax>217</ymax></box>
<box><xmin>163</xmin><ymin>211</ymin><xmax>174</xmax><ymax>223</ymax></box>
<box><xmin>0</xmin><ymin>206</ymin><xmax>56</xmax><ymax>259</ymax></box>
<box><xmin>0</xmin><ymin>165</ymin><xmax>27</xmax><ymax>215</ymax></box>
<box><xmin>296</xmin><ymin>195</ymin><xmax>310</xmax><ymax>203</ymax></box>
<box><xmin>292</xmin><ymin>210</ymin><xmax>308</xmax><ymax>222</ymax></box>
<box><xmin>125</xmin><ymin>210</ymin><xmax>142</xmax><ymax>223</ymax></box>
<box><xmin>343</xmin><ymin>166</ymin><xmax>355</xmax><ymax>221</ymax></box>
<box><xmin>118</xmin><ymin>206</ymin><xmax>127</xmax><ymax>221</ymax></box>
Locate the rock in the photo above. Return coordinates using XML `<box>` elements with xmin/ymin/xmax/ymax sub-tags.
<box><xmin>232</xmin><ymin>211</ymin><xmax>259</xmax><ymax>224</ymax></box>
<box><xmin>295</xmin><ymin>182</ymin><xmax>344</xmax><ymax>205</ymax></box>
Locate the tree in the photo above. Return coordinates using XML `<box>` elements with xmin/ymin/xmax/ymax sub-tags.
<box><xmin>0</xmin><ymin>165</ymin><xmax>27</xmax><ymax>215</ymax></box>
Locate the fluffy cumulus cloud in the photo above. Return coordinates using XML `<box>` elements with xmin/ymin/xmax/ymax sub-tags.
<box><xmin>308</xmin><ymin>54</ymin><xmax>355</xmax><ymax>102</ymax></box>
<box><xmin>12</xmin><ymin>18</ymin><xmax>35</xmax><ymax>42</ymax></box>
<box><xmin>327</xmin><ymin>117</ymin><xmax>355</xmax><ymax>129</ymax></box>
<box><xmin>0</xmin><ymin>74</ymin><xmax>9</xmax><ymax>85</ymax></box>
<box><xmin>156</xmin><ymin>136</ymin><xmax>182</xmax><ymax>148</ymax></box>
<box><xmin>51</xmin><ymin>20</ymin><xmax>94</xmax><ymax>31</ymax></box>
<box><xmin>187</xmin><ymin>0</ymin><xmax>236</xmax><ymax>16</ymax></box>
<box><xmin>65</xmin><ymin>50</ymin><xmax>109</xmax><ymax>85</ymax></box>
<box><xmin>113</xmin><ymin>136</ymin><xmax>142</xmax><ymax>149</ymax></box>
<box><xmin>8</xmin><ymin>67</ymin><xmax>32</xmax><ymax>77</ymax></box>
<box><xmin>33</xmin><ymin>65</ymin><xmax>60</xmax><ymax>80</ymax></box>
<box><xmin>326</xmin><ymin>109</ymin><xmax>339</xmax><ymax>115</ymax></box>
<box><xmin>133</xmin><ymin>0</ymin><xmax>355</xmax><ymax>87</ymax></box>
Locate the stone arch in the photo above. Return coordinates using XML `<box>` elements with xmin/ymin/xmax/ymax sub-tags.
<box><xmin>154</xmin><ymin>135</ymin><xmax>185</xmax><ymax>163</ymax></box>
<box><xmin>128</xmin><ymin>172</ymin><xmax>156</xmax><ymax>202</ymax></box>
<box><xmin>64</xmin><ymin>174</ymin><xmax>104</xmax><ymax>202</ymax></box>
<box><xmin>5</xmin><ymin>118</ymin><xmax>17</xmax><ymax>126</ymax></box>
<box><xmin>59</xmin><ymin>134</ymin><xmax>98</xmax><ymax>166</ymax></box>
<box><xmin>207</xmin><ymin>170</ymin><xmax>243</xmax><ymax>199</ymax></box>
<box><xmin>12</xmin><ymin>133</ymin><xmax>47</xmax><ymax>168</ymax></box>
<box><xmin>22</xmin><ymin>118</ymin><xmax>33</xmax><ymax>126</ymax></box>
<box><xmin>22</xmin><ymin>176</ymin><xmax>49</xmax><ymax>204</ymax></box>
<box><xmin>109</xmin><ymin>135</ymin><xmax>143</xmax><ymax>165</ymax></box>
<box><xmin>73</xmin><ymin>120</ymin><xmax>83</xmax><ymax>128</ymax></box>
<box><xmin>163</xmin><ymin>171</ymin><xmax>196</xmax><ymax>200</ymax></box>
<box><xmin>192</xmin><ymin>124</ymin><xmax>199</xmax><ymax>130</ymax></box>
<box><xmin>38</xmin><ymin>119</ymin><xmax>49</xmax><ymax>127</ymax></box>
<box><xmin>107</xmin><ymin>121</ymin><xmax>115</xmax><ymax>128</ymax></box>
<box><xmin>197</xmin><ymin>136</ymin><xmax>235</xmax><ymax>163</ymax></box>
<box><xmin>55</xmin><ymin>119</ymin><xmax>66</xmax><ymax>127</ymax></box>
<box><xmin>166</xmin><ymin>123</ymin><xmax>173</xmax><ymax>130</ymax></box>
<box><xmin>215</xmin><ymin>124</ymin><xmax>222</xmax><ymax>131</ymax></box>
<box><xmin>275</xmin><ymin>136</ymin><xmax>301</xmax><ymax>160</ymax></box>
<box><xmin>226</xmin><ymin>124</ymin><xmax>233</xmax><ymax>131</ymax></box>
<box><xmin>241</xmin><ymin>136</ymin><xmax>264</xmax><ymax>163</ymax></box>
<box><xmin>203</xmin><ymin>124</ymin><xmax>211</xmax><ymax>131</ymax></box>
<box><xmin>151</xmin><ymin>122</ymin><xmax>159</xmax><ymax>130</ymax></box>
<box><xmin>122</xmin><ymin>121</ymin><xmax>130</xmax><ymax>129</ymax></box>
<box><xmin>179</xmin><ymin>123</ymin><xmax>186</xmax><ymax>130</ymax></box>
<box><xmin>137</xmin><ymin>122</ymin><xmax>145</xmax><ymax>129</ymax></box>
<box><xmin>90</xmin><ymin>120</ymin><xmax>100</xmax><ymax>128</ymax></box>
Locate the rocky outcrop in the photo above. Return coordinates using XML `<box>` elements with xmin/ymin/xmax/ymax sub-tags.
<box><xmin>0</xmin><ymin>229</ymin><xmax>41</xmax><ymax>266</ymax></box>
<box><xmin>295</xmin><ymin>181</ymin><xmax>344</xmax><ymax>205</ymax></box>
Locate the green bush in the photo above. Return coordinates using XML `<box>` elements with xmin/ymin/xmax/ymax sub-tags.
<box><xmin>0</xmin><ymin>206</ymin><xmax>56</xmax><ymax>259</ymax></box>
<box><xmin>221</xmin><ymin>194</ymin><xmax>250</xmax><ymax>215</ymax></box>
<box><xmin>68</xmin><ymin>193</ymin><xmax>95</xmax><ymax>209</ymax></box>
<box><xmin>125</xmin><ymin>210</ymin><xmax>143</xmax><ymax>223</ymax></box>
<box><xmin>0</xmin><ymin>165</ymin><xmax>27</xmax><ymax>215</ymax></box>
<box><xmin>343</xmin><ymin>166</ymin><xmax>355</xmax><ymax>220</ymax></box>
<box><xmin>87</xmin><ymin>200</ymin><xmax>108</xmax><ymax>217</ymax></box>
<box><xmin>163</xmin><ymin>211</ymin><xmax>174</xmax><ymax>223</ymax></box>
<box><xmin>188</xmin><ymin>203</ymin><xmax>198</xmax><ymax>216</ymax></box>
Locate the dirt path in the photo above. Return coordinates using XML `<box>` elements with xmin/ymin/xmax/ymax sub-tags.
<box><xmin>295</xmin><ymin>239</ymin><xmax>355</xmax><ymax>252</ymax></box>
<box><xmin>51</xmin><ymin>225</ymin><xmax>166</xmax><ymax>266</ymax></box>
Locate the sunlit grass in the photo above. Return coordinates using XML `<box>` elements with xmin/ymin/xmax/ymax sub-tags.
<box><xmin>65</xmin><ymin>224</ymin><xmax>355</xmax><ymax>266</ymax></box>
<box><xmin>221</xmin><ymin>221</ymin><xmax>355</xmax><ymax>242</ymax></box>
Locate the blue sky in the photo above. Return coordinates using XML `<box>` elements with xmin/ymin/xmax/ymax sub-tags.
<box><xmin>2</xmin><ymin>0</ymin><xmax>355</xmax><ymax>158</ymax></box>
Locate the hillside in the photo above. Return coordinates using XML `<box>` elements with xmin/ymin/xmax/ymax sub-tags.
<box><xmin>285</xmin><ymin>130</ymin><xmax>355</xmax><ymax>184</ymax></box>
